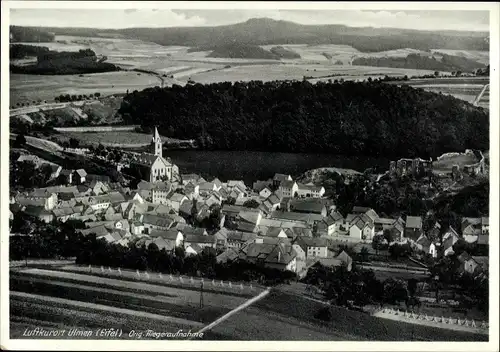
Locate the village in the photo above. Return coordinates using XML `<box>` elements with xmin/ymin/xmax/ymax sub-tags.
<box><xmin>9</xmin><ymin>127</ymin><xmax>489</xmax><ymax>284</ymax></box>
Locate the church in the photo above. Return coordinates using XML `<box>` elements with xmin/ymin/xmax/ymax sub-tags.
<box><xmin>129</xmin><ymin>128</ymin><xmax>179</xmax><ymax>183</ymax></box>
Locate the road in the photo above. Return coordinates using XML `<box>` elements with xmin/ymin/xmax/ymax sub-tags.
<box><xmin>10</xmin><ymin>100</ymin><xmax>95</xmax><ymax>117</ymax></box>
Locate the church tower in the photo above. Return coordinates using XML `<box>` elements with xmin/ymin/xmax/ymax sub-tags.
<box><xmin>152</xmin><ymin>127</ymin><xmax>162</xmax><ymax>158</ymax></box>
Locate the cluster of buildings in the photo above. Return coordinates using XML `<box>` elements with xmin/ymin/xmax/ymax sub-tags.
<box><xmin>9</xmin><ymin>129</ymin><xmax>489</xmax><ymax>277</ymax></box>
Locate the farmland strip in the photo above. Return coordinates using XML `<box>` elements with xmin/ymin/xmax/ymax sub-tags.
<box><xmin>11</xmin><ymin>291</ymin><xmax>203</xmax><ymax>328</ymax></box>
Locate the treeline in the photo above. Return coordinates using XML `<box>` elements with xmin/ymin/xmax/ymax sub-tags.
<box><xmin>119</xmin><ymin>80</ymin><xmax>488</xmax><ymax>159</ymax></box>
<box><xmin>206</xmin><ymin>43</ymin><xmax>279</xmax><ymax>60</ymax></box>
<box><xmin>353</xmin><ymin>53</ymin><xmax>485</xmax><ymax>73</ymax></box>
<box><xmin>10</xmin><ymin>26</ymin><xmax>55</xmax><ymax>42</ymax></box>
<box><xmin>10</xmin><ymin>44</ymin><xmax>50</xmax><ymax>59</ymax></box>
<box><xmin>10</xmin><ymin>48</ymin><xmax>120</xmax><ymax>75</ymax></box>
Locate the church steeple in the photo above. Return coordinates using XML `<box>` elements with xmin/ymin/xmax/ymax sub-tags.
<box><xmin>152</xmin><ymin>127</ymin><xmax>162</xmax><ymax>158</ymax></box>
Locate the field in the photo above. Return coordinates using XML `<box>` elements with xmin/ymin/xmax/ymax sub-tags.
<box><xmin>12</xmin><ymin>35</ymin><xmax>489</xmax><ymax>107</ymax></box>
<box><xmin>54</xmin><ymin>131</ymin><xmax>188</xmax><ymax>148</ymax></box>
<box><xmin>388</xmin><ymin>77</ymin><xmax>489</xmax><ymax>104</ymax></box>
<box><xmin>9</xmin><ymin>266</ymin><xmax>257</xmax><ymax>339</ymax></box>
<box><xmin>10</xmin><ymin>71</ymin><xmax>162</xmax><ymax>106</ymax></box>
<box><xmin>209</xmin><ymin>290</ymin><xmax>488</xmax><ymax>341</ymax></box>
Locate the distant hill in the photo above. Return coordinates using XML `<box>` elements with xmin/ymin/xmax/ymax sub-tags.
<box><xmin>10</xmin><ymin>26</ymin><xmax>55</xmax><ymax>42</ymax></box>
<box><xmin>14</xmin><ymin>18</ymin><xmax>489</xmax><ymax>53</ymax></box>
<box><xmin>353</xmin><ymin>53</ymin><xmax>486</xmax><ymax>73</ymax></box>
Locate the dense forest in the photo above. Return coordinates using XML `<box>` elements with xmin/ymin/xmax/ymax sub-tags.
<box><xmin>119</xmin><ymin>80</ymin><xmax>488</xmax><ymax>159</ymax></box>
<box><xmin>10</xmin><ymin>26</ymin><xmax>55</xmax><ymax>42</ymax></box>
<box><xmin>353</xmin><ymin>53</ymin><xmax>486</xmax><ymax>73</ymax></box>
<box><xmin>27</xmin><ymin>18</ymin><xmax>489</xmax><ymax>52</ymax></box>
<box><xmin>206</xmin><ymin>43</ymin><xmax>279</xmax><ymax>60</ymax></box>
<box><xmin>10</xmin><ymin>48</ymin><xmax>120</xmax><ymax>75</ymax></box>
<box><xmin>10</xmin><ymin>44</ymin><xmax>50</xmax><ymax>59</ymax></box>
<box><xmin>270</xmin><ymin>46</ymin><xmax>301</xmax><ymax>59</ymax></box>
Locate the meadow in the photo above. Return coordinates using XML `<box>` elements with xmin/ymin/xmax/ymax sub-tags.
<box><xmin>10</xmin><ymin>35</ymin><xmax>489</xmax><ymax>106</ymax></box>
<box><xmin>210</xmin><ymin>290</ymin><xmax>488</xmax><ymax>341</ymax></box>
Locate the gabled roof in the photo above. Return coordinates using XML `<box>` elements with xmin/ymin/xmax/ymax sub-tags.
<box><xmin>238</xmin><ymin>210</ymin><xmax>261</xmax><ymax>224</ymax></box>
<box><xmin>284</xmin><ymin>227</ymin><xmax>313</xmax><ymax>239</ymax></box>
<box><xmin>236</xmin><ymin>222</ymin><xmax>258</xmax><ymax>233</ymax></box>
<box><xmin>297</xmin><ymin>236</ymin><xmax>328</xmax><ymax>248</ymax></box>
<box><xmin>185</xmin><ymin>234</ymin><xmax>215</xmax><ymax>244</ymax></box>
<box><xmin>75</xmin><ymin>169</ymin><xmax>87</xmax><ymax>177</ymax></box>
<box><xmin>270</xmin><ymin>211</ymin><xmax>323</xmax><ymax>223</ymax></box>
<box><xmin>227</xmin><ymin>231</ymin><xmax>257</xmax><ymax>243</ymax></box>
<box><xmin>290</xmin><ymin>199</ymin><xmax>326</xmax><ymax>214</ymax></box>
<box><xmin>263</xmin><ymin>227</ymin><xmax>286</xmax><ymax>238</ymax></box>
<box><xmin>280</xmin><ymin>180</ymin><xmax>296</xmax><ymax>189</ymax></box>
<box><xmin>169</xmin><ymin>192</ymin><xmax>187</xmax><ymax>202</ymax></box>
<box><xmin>141</xmin><ymin>214</ymin><xmax>174</xmax><ymax>228</ymax></box>
<box><xmin>416</xmin><ymin>234</ymin><xmax>431</xmax><ymax>248</ymax></box>
<box><xmin>130</xmin><ymin>153</ymin><xmax>160</xmax><ymax>167</ymax></box>
<box><xmin>406</xmin><ymin>216</ymin><xmax>423</xmax><ymax>229</ymax></box>
<box><xmin>187</xmin><ymin>243</ymin><xmax>203</xmax><ymax>253</ymax></box>
<box><xmin>273</xmin><ymin>174</ymin><xmax>291</xmax><ymax>182</ymax></box>
<box><xmin>150</xmin><ymin>229</ymin><xmax>182</xmax><ymax>241</ymax></box>
<box><xmin>335</xmin><ymin>250</ymin><xmax>353</xmax><ymax>267</ymax></box>
<box><xmin>181</xmin><ymin>225</ymin><xmax>207</xmax><ymax>237</ymax></box>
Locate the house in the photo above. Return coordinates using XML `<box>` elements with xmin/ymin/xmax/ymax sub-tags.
<box><xmin>150</xmin><ymin>229</ymin><xmax>184</xmax><ymax>248</ymax></box>
<box><xmin>185</xmin><ymin>243</ymin><xmax>204</xmax><ymax>256</ymax></box>
<box><xmin>23</xmin><ymin>206</ymin><xmax>54</xmax><ymax>223</ymax></box>
<box><xmin>253</xmin><ymin>179</ymin><xmax>272</xmax><ymax>193</ymax></box>
<box><xmin>352</xmin><ymin>207</ymin><xmax>379</xmax><ymax>223</ymax></box>
<box><xmin>261</xmin><ymin>227</ymin><xmax>288</xmax><ymax>239</ymax></box>
<box><xmin>374</xmin><ymin>217</ymin><xmax>397</xmax><ymax>232</ymax></box>
<box><xmin>259</xmin><ymin>187</ymin><xmax>272</xmax><ymax>199</ymax></box>
<box><xmin>97</xmin><ymin>231</ymin><xmax>122</xmax><ymax>244</ymax></box>
<box><xmin>404</xmin><ymin>216</ymin><xmax>423</xmax><ymax>241</ymax></box>
<box><xmin>317</xmin><ymin>211</ymin><xmax>344</xmax><ymax>236</ymax></box>
<box><xmin>462</xmin><ymin>217</ymin><xmax>489</xmax><ymax>243</ymax></box>
<box><xmin>269</xmin><ymin>211</ymin><xmax>323</xmax><ymax>226</ymax></box>
<box><xmin>335</xmin><ymin>250</ymin><xmax>353</xmax><ymax>271</ymax></box>
<box><xmin>273</xmin><ymin>174</ymin><xmax>293</xmax><ymax>188</ymax></box>
<box><xmin>284</xmin><ymin>227</ymin><xmax>313</xmax><ymax>240</ymax></box>
<box><xmin>72</xmin><ymin>169</ymin><xmax>87</xmax><ymax>184</ymax></box>
<box><xmin>295</xmin><ymin>236</ymin><xmax>329</xmax><ymax>258</ymax></box>
<box><xmin>414</xmin><ymin>234</ymin><xmax>437</xmax><ymax>258</ymax></box>
<box><xmin>179</xmin><ymin>225</ymin><xmax>208</xmax><ymax>237</ymax></box>
<box><xmin>238</xmin><ymin>209</ymin><xmax>263</xmax><ymax>227</ymax></box>
<box><xmin>348</xmin><ymin>213</ymin><xmax>375</xmax><ymax>241</ymax></box>
<box><xmin>261</xmin><ymin>194</ymin><xmax>281</xmax><ymax>213</ymax></box>
<box><xmin>181</xmin><ymin>174</ymin><xmax>205</xmax><ymax>185</ymax></box>
<box><xmin>457</xmin><ymin>252</ymin><xmax>483</xmax><ymax>275</ymax></box>
<box><xmin>279</xmin><ymin>180</ymin><xmax>298</xmax><ymax>198</ymax></box>
<box><xmin>16</xmin><ymin>192</ymin><xmax>58</xmax><ymax>211</ymax></box>
<box><xmin>141</xmin><ymin>213</ymin><xmax>176</xmax><ymax>233</ymax></box>
<box><xmin>151</xmin><ymin>182</ymin><xmax>174</xmax><ymax>205</ymax></box>
<box><xmin>442</xmin><ymin>234</ymin><xmax>457</xmax><ymax>257</ymax></box>
<box><xmin>471</xmin><ymin>256</ymin><xmax>489</xmax><ymax>274</ymax></box>
<box><xmin>216</xmin><ymin>247</ymin><xmax>242</xmax><ymax>263</ymax></box>
<box><xmin>183</xmin><ymin>182</ymin><xmax>200</xmax><ymax>200</ymax></box>
<box><xmin>442</xmin><ymin>226</ymin><xmax>460</xmax><ymax>244</ymax></box>
<box><xmin>129</xmin><ymin>128</ymin><xmax>179</xmax><ymax>182</ymax></box>
<box><xmin>290</xmin><ymin>199</ymin><xmax>327</xmax><ymax>216</ymax></box>
<box><xmin>245</xmin><ymin>242</ymin><xmax>297</xmax><ymax>272</ymax></box>
<box><xmin>184</xmin><ymin>234</ymin><xmax>216</xmax><ymax>250</ymax></box>
<box><xmin>296</xmin><ymin>184</ymin><xmax>326</xmax><ymax>198</ymax></box>
<box><xmin>166</xmin><ymin>193</ymin><xmax>188</xmax><ymax>212</ymax></box>
<box><xmin>52</xmin><ymin>206</ymin><xmax>83</xmax><ymax>222</ymax></box>
<box><xmin>131</xmin><ymin>221</ymin><xmax>145</xmax><ymax>235</ymax></box>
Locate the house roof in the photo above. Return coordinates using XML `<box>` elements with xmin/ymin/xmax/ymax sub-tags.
<box><xmin>273</xmin><ymin>174</ymin><xmax>291</xmax><ymax>182</ymax></box>
<box><xmin>297</xmin><ymin>236</ymin><xmax>328</xmax><ymax>248</ymax></box>
<box><xmin>187</xmin><ymin>243</ymin><xmax>203</xmax><ymax>253</ymax></box>
<box><xmin>416</xmin><ymin>234</ymin><xmax>431</xmax><ymax>248</ymax></box>
<box><xmin>270</xmin><ymin>211</ymin><xmax>323</xmax><ymax>223</ymax></box>
<box><xmin>150</xmin><ymin>229</ymin><xmax>181</xmax><ymax>241</ymax></box>
<box><xmin>253</xmin><ymin>180</ymin><xmax>272</xmax><ymax>192</ymax></box>
<box><xmin>141</xmin><ymin>214</ymin><xmax>174</xmax><ymax>228</ymax></box>
<box><xmin>263</xmin><ymin>227</ymin><xmax>286</xmax><ymax>238</ymax></box>
<box><xmin>217</xmin><ymin>248</ymin><xmax>241</xmax><ymax>263</ymax></box>
<box><xmin>280</xmin><ymin>180</ymin><xmax>296</xmax><ymax>189</ymax></box>
<box><xmin>284</xmin><ymin>227</ymin><xmax>313</xmax><ymax>239</ymax></box>
<box><xmin>406</xmin><ymin>216</ymin><xmax>423</xmax><ymax>229</ymax></box>
<box><xmin>169</xmin><ymin>193</ymin><xmax>187</xmax><ymax>203</ymax></box>
<box><xmin>352</xmin><ymin>206</ymin><xmax>372</xmax><ymax>214</ymax></box>
<box><xmin>75</xmin><ymin>169</ymin><xmax>87</xmax><ymax>177</ymax></box>
<box><xmin>245</xmin><ymin>242</ymin><xmax>296</xmax><ymax>265</ymax></box>
<box><xmin>130</xmin><ymin>153</ymin><xmax>160</xmax><ymax>167</ymax></box>
<box><xmin>227</xmin><ymin>231</ymin><xmax>257</xmax><ymax>243</ymax></box>
<box><xmin>471</xmin><ymin>256</ymin><xmax>489</xmax><ymax>268</ymax></box>
<box><xmin>238</xmin><ymin>210</ymin><xmax>261</xmax><ymax>224</ymax></box>
<box><xmin>236</xmin><ymin>222</ymin><xmax>258</xmax><ymax>233</ymax></box>
<box><xmin>186</xmin><ymin>234</ymin><xmax>215</xmax><ymax>244</ymax></box>
<box><xmin>181</xmin><ymin>226</ymin><xmax>207</xmax><ymax>237</ymax></box>
<box><xmin>335</xmin><ymin>250</ymin><xmax>353</xmax><ymax>267</ymax></box>
<box><xmin>290</xmin><ymin>200</ymin><xmax>326</xmax><ymax>214</ymax></box>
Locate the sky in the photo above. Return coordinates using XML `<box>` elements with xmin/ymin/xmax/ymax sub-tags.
<box><xmin>9</xmin><ymin>9</ymin><xmax>490</xmax><ymax>32</ymax></box>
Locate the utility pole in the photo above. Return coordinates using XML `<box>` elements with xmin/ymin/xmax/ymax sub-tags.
<box><xmin>199</xmin><ymin>280</ymin><xmax>204</xmax><ymax>308</ymax></box>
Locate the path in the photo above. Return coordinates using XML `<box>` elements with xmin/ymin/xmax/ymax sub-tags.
<box><xmin>192</xmin><ymin>287</ymin><xmax>271</xmax><ymax>337</ymax></box>
<box><xmin>473</xmin><ymin>83</ymin><xmax>489</xmax><ymax>106</ymax></box>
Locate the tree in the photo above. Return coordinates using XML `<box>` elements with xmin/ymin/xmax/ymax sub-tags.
<box><xmin>434</xmin><ymin>71</ymin><xmax>439</xmax><ymax>77</ymax></box>
<box><xmin>13</xmin><ymin>134</ymin><xmax>26</xmax><ymax>148</ymax></box>
<box><xmin>359</xmin><ymin>246</ymin><xmax>370</xmax><ymax>264</ymax></box>
<box><xmin>94</xmin><ymin>92</ymin><xmax>101</xmax><ymax>98</ymax></box>
<box><xmin>69</xmin><ymin>137</ymin><xmax>80</xmax><ymax>149</ymax></box>
<box><xmin>243</xmin><ymin>199</ymin><xmax>260</xmax><ymax>208</ymax></box>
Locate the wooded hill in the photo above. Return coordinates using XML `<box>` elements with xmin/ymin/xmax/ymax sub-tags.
<box><xmin>119</xmin><ymin>80</ymin><xmax>488</xmax><ymax>159</ymax></box>
<box><xmin>13</xmin><ymin>18</ymin><xmax>489</xmax><ymax>53</ymax></box>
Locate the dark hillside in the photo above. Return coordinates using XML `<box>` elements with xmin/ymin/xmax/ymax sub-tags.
<box><xmin>119</xmin><ymin>80</ymin><xmax>488</xmax><ymax>158</ymax></box>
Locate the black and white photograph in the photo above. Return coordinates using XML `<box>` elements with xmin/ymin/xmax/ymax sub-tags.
<box><xmin>1</xmin><ymin>1</ymin><xmax>498</xmax><ymax>350</ymax></box>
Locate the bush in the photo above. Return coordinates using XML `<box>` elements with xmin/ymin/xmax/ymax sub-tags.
<box><xmin>314</xmin><ymin>306</ymin><xmax>333</xmax><ymax>321</ymax></box>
